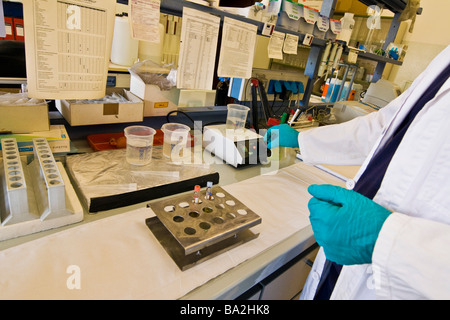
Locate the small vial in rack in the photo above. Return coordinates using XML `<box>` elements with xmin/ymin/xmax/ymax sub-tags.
<box><xmin>205</xmin><ymin>181</ymin><xmax>213</xmax><ymax>200</ymax></box>
<box><xmin>193</xmin><ymin>185</ymin><xmax>200</xmax><ymax>203</ymax></box>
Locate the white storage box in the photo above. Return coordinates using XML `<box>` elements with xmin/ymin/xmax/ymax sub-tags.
<box><xmin>298</xmin><ymin>5</ymin><xmax>316</xmax><ymax>34</ymax></box>
<box><xmin>178</xmin><ymin>90</ymin><xmax>216</xmax><ymax>108</ymax></box>
<box><xmin>0</xmin><ymin>96</ymin><xmax>49</xmax><ymax>133</ymax></box>
<box><xmin>278</xmin><ymin>0</ymin><xmax>302</xmax><ymax>31</ymax></box>
<box><xmin>326</xmin><ymin>18</ymin><xmax>341</xmax><ymax>41</ymax></box>
<box><xmin>314</xmin><ymin>14</ymin><xmax>329</xmax><ymax>39</ymax></box>
<box><xmin>129</xmin><ymin>72</ymin><xmax>180</xmax><ymax>117</ymax></box>
<box><xmin>0</xmin><ymin>125</ymin><xmax>70</xmax><ymax>154</ymax></box>
<box><xmin>55</xmin><ymin>89</ymin><xmax>143</xmax><ymax>126</ymax></box>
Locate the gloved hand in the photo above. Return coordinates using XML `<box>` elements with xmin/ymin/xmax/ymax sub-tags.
<box><xmin>264</xmin><ymin>124</ymin><xmax>299</xmax><ymax>149</ymax></box>
<box><xmin>308</xmin><ymin>184</ymin><xmax>391</xmax><ymax>265</ymax></box>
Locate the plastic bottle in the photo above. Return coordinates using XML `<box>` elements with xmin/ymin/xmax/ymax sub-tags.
<box><xmin>205</xmin><ymin>181</ymin><xmax>213</xmax><ymax>200</ymax></box>
<box><xmin>110</xmin><ymin>13</ymin><xmax>138</xmax><ymax>66</ymax></box>
<box><xmin>337</xmin><ymin>13</ymin><xmax>354</xmax><ymax>44</ymax></box>
<box><xmin>193</xmin><ymin>185</ymin><xmax>200</xmax><ymax>203</ymax></box>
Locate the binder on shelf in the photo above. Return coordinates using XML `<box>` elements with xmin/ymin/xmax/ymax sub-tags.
<box><xmin>1</xmin><ymin>16</ymin><xmax>15</xmax><ymax>40</ymax></box>
<box><xmin>13</xmin><ymin>18</ymin><xmax>24</xmax><ymax>41</ymax></box>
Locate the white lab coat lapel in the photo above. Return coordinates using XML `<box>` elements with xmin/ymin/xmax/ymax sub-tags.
<box><xmin>351</xmin><ymin>53</ymin><xmax>450</xmax><ymax>187</ymax></box>
<box><xmin>332</xmin><ymin>53</ymin><xmax>450</xmax><ymax>300</ymax></box>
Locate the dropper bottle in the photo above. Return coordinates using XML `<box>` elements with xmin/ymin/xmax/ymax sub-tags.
<box><xmin>205</xmin><ymin>181</ymin><xmax>213</xmax><ymax>200</ymax></box>
<box><xmin>193</xmin><ymin>185</ymin><xmax>200</xmax><ymax>203</ymax></box>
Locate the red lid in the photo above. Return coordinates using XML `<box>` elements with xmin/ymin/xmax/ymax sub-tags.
<box><xmin>194</xmin><ymin>185</ymin><xmax>201</xmax><ymax>191</ymax></box>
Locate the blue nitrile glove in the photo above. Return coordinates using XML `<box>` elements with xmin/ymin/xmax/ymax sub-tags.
<box><xmin>264</xmin><ymin>124</ymin><xmax>299</xmax><ymax>149</ymax></box>
<box><xmin>307</xmin><ymin>184</ymin><xmax>391</xmax><ymax>265</ymax></box>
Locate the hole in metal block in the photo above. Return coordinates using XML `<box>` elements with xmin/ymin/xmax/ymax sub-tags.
<box><xmin>225</xmin><ymin>200</ymin><xmax>235</xmax><ymax>206</ymax></box>
<box><xmin>226</xmin><ymin>212</ymin><xmax>236</xmax><ymax>219</ymax></box>
<box><xmin>212</xmin><ymin>217</ymin><xmax>224</xmax><ymax>224</ymax></box>
<box><xmin>189</xmin><ymin>211</ymin><xmax>200</xmax><ymax>218</ymax></box>
<box><xmin>202</xmin><ymin>207</ymin><xmax>213</xmax><ymax>213</ymax></box>
<box><xmin>173</xmin><ymin>216</ymin><xmax>184</xmax><ymax>223</ymax></box>
<box><xmin>184</xmin><ymin>227</ymin><xmax>196</xmax><ymax>235</ymax></box>
<box><xmin>199</xmin><ymin>222</ymin><xmax>211</xmax><ymax>230</ymax></box>
<box><xmin>179</xmin><ymin>202</ymin><xmax>189</xmax><ymax>208</ymax></box>
<box><xmin>10</xmin><ymin>182</ymin><xmax>23</xmax><ymax>188</ymax></box>
<box><xmin>237</xmin><ymin>209</ymin><xmax>248</xmax><ymax>215</ymax></box>
<box><xmin>164</xmin><ymin>205</ymin><xmax>175</xmax><ymax>212</ymax></box>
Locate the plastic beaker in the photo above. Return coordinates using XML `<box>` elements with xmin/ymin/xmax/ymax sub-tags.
<box><xmin>226</xmin><ymin>104</ymin><xmax>250</xmax><ymax>130</ymax></box>
<box><xmin>124</xmin><ymin>126</ymin><xmax>156</xmax><ymax>165</ymax></box>
<box><xmin>161</xmin><ymin>123</ymin><xmax>191</xmax><ymax>160</ymax></box>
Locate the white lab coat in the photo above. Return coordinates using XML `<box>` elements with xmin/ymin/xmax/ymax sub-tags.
<box><xmin>299</xmin><ymin>45</ymin><xmax>450</xmax><ymax>300</ymax></box>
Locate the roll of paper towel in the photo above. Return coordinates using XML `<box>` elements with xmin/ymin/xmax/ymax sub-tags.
<box><xmin>110</xmin><ymin>14</ymin><xmax>138</xmax><ymax>66</ymax></box>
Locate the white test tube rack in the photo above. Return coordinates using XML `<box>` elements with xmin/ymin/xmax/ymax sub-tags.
<box><xmin>0</xmin><ymin>138</ymin><xmax>83</xmax><ymax>241</ymax></box>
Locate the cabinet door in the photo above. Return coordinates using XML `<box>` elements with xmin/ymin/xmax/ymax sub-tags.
<box><xmin>259</xmin><ymin>247</ymin><xmax>319</xmax><ymax>300</ymax></box>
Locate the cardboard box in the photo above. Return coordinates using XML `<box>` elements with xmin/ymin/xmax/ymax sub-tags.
<box><xmin>0</xmin><ymin>125</ymin><xmax>70</xmax><ymax>154</ymax></box>
<box><xmin>55</xmin><ymin>89</ymin><xmax>143</xmax><ymax>126</ymax></box>
<box><xmin>0</xmin><ymin>99</ymin><xmax>49</xmax><ymax>133</ymax></box>
<box><xmin>178</xmin><ymin>89</ymin><xmax>216</xmax><ymax>108</ymax></box>
<box><xmin>129</xmin><ymin>72</ymin><xmax>180</xmax><ymax>117</ymax></box>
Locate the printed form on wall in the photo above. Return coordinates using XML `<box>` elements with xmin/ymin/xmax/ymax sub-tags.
<box><xmin>177</xmin><ymin>7</ymin><xmax>220</xmax><ymax>90</ymax></box>
<box><xmin>23</xmin><ymin>0</ymin><xmax>116</xmax><ymax>99</ymax></box>
<box><xmin>129</xmin><ymin>0</ymin><xmax>160</xmax><ymax>43</ymax></box>
<box><xmin>217</xmin><ymin>17</ymin><xmax>257</xmax><ymax>79</ymax></box>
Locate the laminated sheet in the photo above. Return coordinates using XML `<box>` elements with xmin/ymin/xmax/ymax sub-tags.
<box><xmin>0</xmin><ymin>162</ymin><xmax>344</xmax><ymax>299</ymax></box>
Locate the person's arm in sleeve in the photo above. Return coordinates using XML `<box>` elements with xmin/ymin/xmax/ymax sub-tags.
<box><xmin>298</xmin><ymin>99</ymin><xmax>401</xmax><ymax>166</ymax></box>
<box><xmin>372</xmin><ymin>213</ymin><xmax>450</xmax><ymax>299</ymax></box>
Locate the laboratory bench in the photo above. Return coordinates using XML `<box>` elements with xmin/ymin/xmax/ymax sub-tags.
<box><xmin>0</xmin><ymin>116</ymin><xmax>353</xmax><ymax>300</ymax></box>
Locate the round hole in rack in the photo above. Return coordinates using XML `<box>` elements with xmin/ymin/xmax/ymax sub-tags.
<box><xmin>7</xmin><ymin>166</ymin><xmax>19</xmax><ymax>171</ymax></box>
<box><xmin>6</xmin><ymin>161</ymin><xmax>18</xmax><ymax>165</ymax></box>
<box><xmin>9</xmin><ymin>176</ymin><xmax>22</xmax><ymax>181</ymax></box>
<box><xmin>40</xmin><ymin>154</ymin><xmax>51</xmax><ymax>158</ymax></box>
<box><xmin>47</xmin><ymin>174</ymin><xmax>59</xmax><ymax>179</ymax></box>
<box><xmin>8</xmin><ymin>170</ymin><xmax>21</xmax><ymax>176</ymax></box>
<box><xmin>215</xmin><ymin>203</ymin><xmax>225</xmax><ymax>209</ymax></box>
<box><xmin>202</xmin><ymin>207</ymin><xmax>213</xmax><ymax>213</ymax></box>
<box><xmin>179</xmin><ymin>201</ymin><xmax>189</xmax><ymax>208</ymax></box>
<box><xmin>164</xmin><ymin>205</ymin><xmax>176</xmax><ymax>212</ymax></box>
<box><xmin>49</xmin><ymin>180</ymin><xmax>61</xmax><ymax>185</ymax></box>
<box><xmin>6</xmin><ymin>155</ymin><xmax>17</xmax><ymax>160</ymax></box>
<box><xmin>212</xmin><ymin>217</ymin><xmax>224</xmax><ymax>224</ymax></box>
<box><xmin>216</xmin><ymin>192</ymin><xmax>225</xmax><ymax>198</ymax></box>
<box><xmin>237</xmin><ymin>209</ymin><xmax>248</xmax><ymax>215</ymax></box>
<box><xmin>10</xmin><ymin>182</ymin><xmax>23</xmax><ymax>188</ymax></box>
<box><xmin>173</xmin><ymin>216</ymin><xmax>184</xmax><ymax>223</ymax></box>
<box><xmin>199</xmin><ymin>222</ymin><xmax>211</xmax><ymax>230</ymax></box>
<box><xmin>43</xmin><ymin>160</ymin><xmax>52</xmax><ymax>163</ymax></box>
<box><xmin>44</xmin><ymin>164</ymin><xmax>55</xmax><ymax>169</ymax></box>
<box><xmin>226</xmin><ymin>212</ymin><xmax>236</xmax><ymax>219</ymax></box>
<box><xmin>225</xmin><ymin>200</ymin><xmax>236</xmax><ymax>206</ymax></box>
<box><xmin>184</xmin><ymin>227</ymin><xmax>196</xmax><ymax>235</ymax></box>
<box><xmin>5</xmin><ymin>147</ymin><xmax>15</xmax><ymax>151</ymax></box>
<box><xmin>46</xmin><ymin>169</ymin><xmax>57</xmax><ymax>174</ymax></box>
<box><xmin>5</xmin><ymin>151</ymin><xmax>16</xmax><ymax>155</ymax></box>
<box><xmin>189</xmin><ymin>211</ymin><xmax>200</xmax><ymax>218</ymax></box>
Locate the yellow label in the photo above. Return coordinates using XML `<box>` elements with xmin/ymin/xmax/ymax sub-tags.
<box><xmin>154</xmin><ymin>102</ymin><xmax>169</xmax><ymax>108</ymax></box>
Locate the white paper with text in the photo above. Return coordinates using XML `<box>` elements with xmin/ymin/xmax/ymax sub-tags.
<box><xmin>23</xmin><ymin>0</ymin><xmax>116</xmax><ymax>99</ymax></box>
